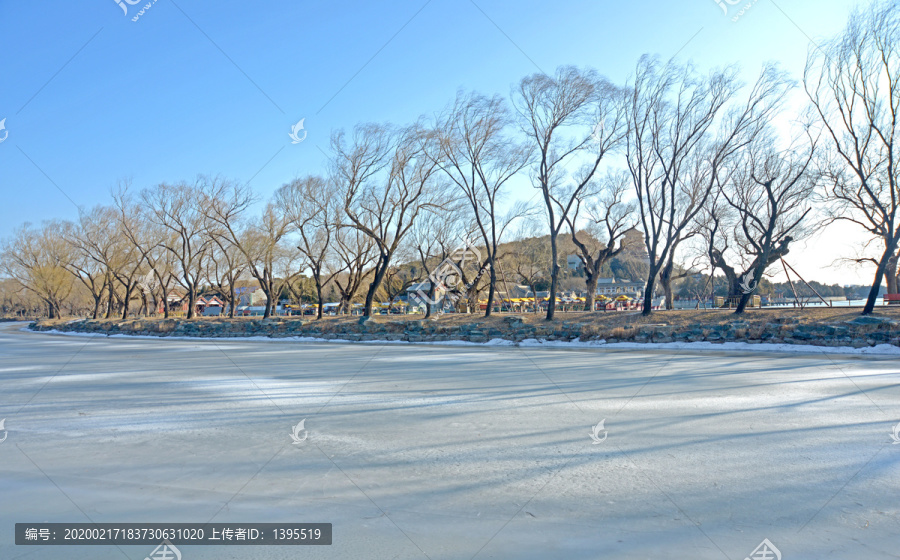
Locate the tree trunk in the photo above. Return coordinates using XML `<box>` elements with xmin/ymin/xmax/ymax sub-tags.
<box><xmin>423</xmin><ymin>282</ymin><xmax>436</xmax><ymax>319</ymax></box>
<box><xmin>734</xmin><ymin>263</ymin><xmax>763</xmax><ymax>315</ymax></box>
<box><xmin>105</xmin><ymin>280</ymin><xmax>114</xmax><ymax>319</ymax></box>
<box><xmin>584</xmin><ymin>273</ymin><xmax>598</xmax><ymax>312</ymax></box>
<box><xmin>546</xmin><ymin>232</ymin><xmax>559</xmax><ymax>321</ymax></box>
<box><xmin>315</xmin><ymin>281</ymin><xmax>324</xmax><ymax>320</ymax></box>
<box><xmin>121</xmin><ymin>286</ymin><xmax>132</xmax><ymax>319</ymax></box>
<box><xmin>364</xmin><ymin>254</ymin><xmax>391</xmax><ymax>317</ymax></box>
<box><xmin>228</xmin><ymin>283</ymin><xmax>236</xmax><ymax>319</ymax></box>
<box><xmin>734</xmin><ymin>279</ymin><xmax>754</xmax><ymax>314</ymax></box>
<box><xmin>642</xmin><ymin>264</ymin><xmax>660</xmax><ymax>316</ymax></box>
<box><xmin>485</xmin><ymin>260</ymin><xmax>496</xmax><ymax>318</ymax></box>
<box><xmin>186</xmin><ymin>285</ymin><xmax>196</xmax><ymax>319</ymax></box>
<box><xmin>863</xmin><ymin>238</ymin><xmax>899</xmax><ymax>314</ymax></box>
<box><xmin>659</xmin><ymin>260</ymin><xmax>675</xmax><ymax>310</ymax></box>
<box><xmin>263</xmin><ymin>282</ymin><xmax>275</xmax><ymax>319</ymax></box>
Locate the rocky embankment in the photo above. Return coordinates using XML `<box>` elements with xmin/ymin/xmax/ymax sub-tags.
<box><xmin>28</xmin><ymin>313</ymin><xmax>900</xmax><ymax>349</ymax></box>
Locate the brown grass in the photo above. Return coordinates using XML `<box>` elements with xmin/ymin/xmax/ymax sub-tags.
<box><xmin>35</xmin><ymin>306</ymin><xmax>900</xmax><ymax>332</ymax></box>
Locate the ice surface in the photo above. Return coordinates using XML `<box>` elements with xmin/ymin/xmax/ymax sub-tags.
<box><xmin>1</xmin><ymin>323</ymin><xmax>898</xmax><ymax>559</ymax></box>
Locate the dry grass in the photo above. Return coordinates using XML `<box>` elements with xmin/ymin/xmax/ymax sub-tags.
<box><xmin>35</xmin><ymin>306</ymin><xmax>900</xmax><ymax>333</ymax></box>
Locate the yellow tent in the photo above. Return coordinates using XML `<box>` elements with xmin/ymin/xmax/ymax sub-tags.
<box><xmin>615</xmin><ymin>295</ymin><xmax>632</xmax><ymax>302</ymax></box>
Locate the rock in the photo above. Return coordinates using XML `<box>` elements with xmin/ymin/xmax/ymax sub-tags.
<box><xmin>503</xmin><ymin>316</ymin><xmax>525</xmax><ymax>327</ymax></box>
<box><xmin>847</xmin><ymin>316</ymin><xmax>897</xmax><ymax>326</ymax></box>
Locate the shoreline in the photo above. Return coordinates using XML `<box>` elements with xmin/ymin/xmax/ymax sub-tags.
<box><xmin>26</xmin><ymin>311</ymin><xmax>900</xmax><ymax>356</ymax></box>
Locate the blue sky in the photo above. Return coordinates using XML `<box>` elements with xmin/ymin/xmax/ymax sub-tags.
<box><xmin>0</xmin><ymin>0</ymin><xmax>870</xmax><ymax>284</ymax></box>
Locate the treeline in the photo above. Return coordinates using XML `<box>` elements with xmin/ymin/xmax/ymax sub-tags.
<box><xmin>2</xmin><ymin>1</ymin><xmax>900</xmax><ymax>319</ymax></box>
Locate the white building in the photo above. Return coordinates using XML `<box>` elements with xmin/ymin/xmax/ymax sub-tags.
<box><xmin>596</xmin><ymin>278</ymin><xmax>646</xmax><ymax>297</ymax></box>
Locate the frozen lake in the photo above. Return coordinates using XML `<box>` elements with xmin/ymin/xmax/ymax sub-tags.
<box><xmin>1</xmin><ymin>322</ymin><xmax>898</xmax><ymax>559</ymax></box>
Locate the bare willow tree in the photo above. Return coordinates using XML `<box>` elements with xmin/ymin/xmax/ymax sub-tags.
<box><xmin>1</xmin><ymin>222</ymin><xmax>75</xmax><ymax>319</ymax></box>
<box><xmin>199</xmin><ymin>179</ymin><xmax>255</xmax><ymax>318</ymax></box>
<box><xmin>206</xmin><ymin>234</ymin><xmax>246</xmax><ymax>318</ymax></box>
<box><xmin>277</xmin><ymin>175</ymin><xmax>342</xmax><ymax>319</ymax></box>
<box><xmin>805</xmin><ymin>0</ymin><xmax>900</xmax><ymax>314</ymax></box>
<box><xmin>409</xmin><ymin>202</ymin><xmax>469</xmax><ymax>318</ymax></box>
<box><xmin>381</xmin><ymin>257</ymin><xmax>419</xmax><ymax>313</ymax></box>
<box><xmin>435</xmin><ymin>91</ymin><xmax>532</xmax><ymax>316</ymax></box>
<box><xmin>141</xmin><ymin>224</ymin><xmax>179</xmax><ymax>318</ymax></box>
<box><xmin>514</xmin><ymin>66</ymin><xmax>628</xmax><ymax>320</ymax></box>
<box><xmin>63</xmin><ymin>206</ymin><xmax>115</xmax><ymax>319</ymax></box>
<box><xmin>238</xmin><ymin>201</ymin><xmax>294</xmax><ymax>319</ymax></box>
<box><xmin>110</xmin><ymin>193</ymin><xmax>159</xmax><ymax>319</ymax></box>
<box><xmin>334</xmin><ymin>123</ymin><xmax>447</xmax><ymax>317</ymax></box>
<box><xmin>202</xmin><ymin>178</ymin><xmax>301</xmax><ymax>318</ymax></box>
<box><xmin>508</xmin><ymin>219</ymin><xmax>549</xmax><ymax>313</ymax></box>
<box><xmin>332</xmin><ymin>225</ymin><xmax>376</xmax><ymax>314</ymax></box>
<box><xmin>713</xmin><ymin>128</ymin><xmax>820</xmax><ymax>313</ymax></box>
<box><xmin>566</xmin><ymin>170</ymin><xmax>637</xmax><ymax>311</ymax></box>
<box><xmin>142</xmin><ymin>181</ymin><xmax>212</xmax><ymax>319</ymax></box>
<box><xmin>626</xmin><ymin>56</ymin><xmax>790</xmax><ymax>315</ymax></box>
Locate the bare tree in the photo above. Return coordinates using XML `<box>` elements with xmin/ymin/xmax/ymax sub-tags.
<box><xmin>205</xmin><ymin>235</ymin><xmax>246</xmax><ymax>318</ymax></box>
<box><xmin>239</xmin><ymin>201</ymin><xmax>295</xmax><ymax>318</ymax></box>
<box><xmin>334</xmin><ymin>123</ymin><xmax>447</xmax><ymax>317</ymax></box>
<box><xmin>142</xmin><ymin>182</ymin><xmax>212</xmax><ymax>319</ymax></box>
<box><xmin>278</xmin><ymin>175</ymin><xmax>341</xmax><ymax>320</ymax></box>
<box><xmin>435</xmin><ymin>91</ymin><xmax>532</xmax><ymax>316</ymax></box>
<box><xmin>626</xmin><ymin>56</ymin><xmax>789</xmax><ymax>315</ymax></box>
<box><xmin>199</xmin><ymin>179</ymin><xmax>255</xmax><ymax>318</ymax></box>
<box><xmin>111</xmin><ymin>193</ymin><xmax>158</xmax><ymax>319</ymax></box>
<box><xmin>114</xmin><ymin>183</ymin><xmax>181</xmax><ymax>318</ymax></box>
<box><xmin>63</xmin><ymin>207</ymin><xmax>115</xmax><ymax>319</ymax></box>
<box><xmin>381</xmin><ymin>259</ymin><xmax>419</xmax><ymax>314</ymax></box>
<box><xmin>805</xmin><ymin>0</ymin><xmax>900</xmax><ymax>314</ymax></box>
<box><xmin>331</xmin><ymin>225</ymin><xmax>376</xmax><ymax>315</ymax></box>
<box><xmin>566</xmin><ymin>170</ymin><xmax>637</xmax><ymax>311</ymax></box>
<box><xmin>409</xmin><ymin>203</ymin><xmax>469</xmax><ymax>318</ymax></box>
<box><xmin>513</xmin><ymin>66</ymin><xmax>628</xmax><ymax>320</ymax></box>
<box><xmin>508</xmin><ymin>219</ymin><xmax>550</xmax><ymax>313</ymax></box>
<box><xmin>713</xmin><ymin>128</ymin><xmax>820</xmax><ymax>313</ymax></box>
<box><xmin>1</xmin><ymin>222</ymin><xmax>75</xmax><ymax>319</ymax></box>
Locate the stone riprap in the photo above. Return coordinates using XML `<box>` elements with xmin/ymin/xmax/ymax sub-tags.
<box><xmin>29</xmin><ymin>314</ymin><xmax>900</xmax><ymax>349</ymax></box>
